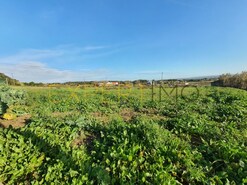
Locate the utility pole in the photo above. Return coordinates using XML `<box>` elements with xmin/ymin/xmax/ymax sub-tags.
<box><xmin>161</xmin><ymin>72</ymin><xmax>163</xmax><ymax>85</ymax></box>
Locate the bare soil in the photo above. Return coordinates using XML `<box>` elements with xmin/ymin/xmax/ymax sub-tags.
<box><xmin>120</xmin><ymin>108</ymin><xmax>138</xmax><ymax>121</ymax></box>
<box><xmin>0</xmin><ymin>114</ymin><xmax>31</xmax><ymax>128</ymax></box>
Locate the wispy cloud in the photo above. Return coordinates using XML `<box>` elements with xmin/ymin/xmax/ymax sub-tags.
<box><xmin>0</xmin><ymin>61</ymin><xmax>109</xmax><ymax>83</ymax></box>
<box><xmin>0</xmin><ymin>44</ymin><xmax>113</xmax><ymax>63</ymax></box>
<box><xmin>0</xmin><ymin>49</ymin><xmax>64</xmax><ymax>64</ymax></box>
<box><xmin>0</xmin><ymin>44</ymin><xmax>118</xmax><ymax>82</ymax></box>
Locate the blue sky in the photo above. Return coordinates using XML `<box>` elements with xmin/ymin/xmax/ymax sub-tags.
<box><xmin>0</xmin><ymin>0</ymin><xmax>246</xmax><ymax>82</ymax></box>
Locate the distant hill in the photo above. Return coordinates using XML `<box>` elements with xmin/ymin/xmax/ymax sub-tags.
<box><xmin>0</xmin><ymin>73</ymin><xmax>21</xmax><ymax>85</ymax></box>
<box><xmin>178</xmin><ymin>75</ymin><xmax>219</xmax><ymax>81</ymax></box>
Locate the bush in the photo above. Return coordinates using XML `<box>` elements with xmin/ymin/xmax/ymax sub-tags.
<box><xmin>0</xmin><ymin>86</ymin><xmax>26</xmax><ymax>115</ymax></box>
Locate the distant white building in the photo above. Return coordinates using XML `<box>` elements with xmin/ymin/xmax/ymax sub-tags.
<box><xmin>106</xmin><ymin>82</ymin><xmax>119</xmax><ymax>86</ymax></box>
<box><xmin>98</xmin><ymin>81</ymin><xmax>119</xmax><ymax>86</ymax></box>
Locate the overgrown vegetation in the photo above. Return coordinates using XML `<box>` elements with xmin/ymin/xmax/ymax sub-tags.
<box><xmin>0</xmin><ymin>86</ymin><xmax>27</xmax><ymax>116</ymax></box>
<box><xmin>216</xmin><ymin>71</ymin><xmax>247</xmax><ymax>90</ymax></box>
<box><xmin>0</xmin><ymin>86</ymin><xmax>246</xmax><ymax>184</ymax></box>
<box><xmin>0</xmin><ymin>73</ymin><xmax>21</xmax><ymax>86</ymax></box>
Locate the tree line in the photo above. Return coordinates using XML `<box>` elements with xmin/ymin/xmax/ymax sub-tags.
<box><xmin>216</xmin><ymin>71</ymin><xmax>247</xmax><ymax>90</ymax></box>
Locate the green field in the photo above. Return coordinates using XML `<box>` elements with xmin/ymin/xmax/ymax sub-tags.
<box><xmin>0</xmin><ymin>85</ymin><xmax>247</xmax><ymax>184</ymax></box>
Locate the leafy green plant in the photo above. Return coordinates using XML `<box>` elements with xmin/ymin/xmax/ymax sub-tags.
<box><xmin>0</xmin><ymin>86</ymin><xmax>246</xmax><ymax>184</ymax></box>
<box><xmin>0</xmin><ymin>86</ymin><xmax>27</xmax><ymax>115</ymax></box>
